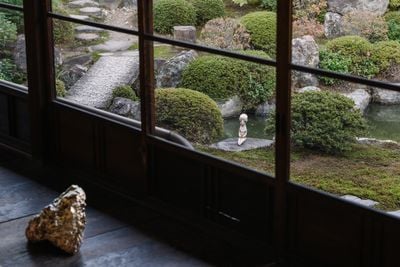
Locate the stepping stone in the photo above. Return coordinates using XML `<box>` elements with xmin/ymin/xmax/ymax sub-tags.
<box><xmin>70</xmin><ymin>14</ymin><xmax>90</xmax><ymax>20</ymax></box>
<box><xmin>341</xmin><ymin>195</ymin><xmax>379</xmax><ymax>207</ymax></box>
<box><xmin>90</xmin><ymin>40</ymin><xmax>135</xmax><ymax>52</ymax></box>
<box><xmin>69</xmin><ymin>0</ymin><xmax>99</xmax><ymax>8</ymax></box>
<box><xmin>79</xmin><ymin>7</ymin><xmax>102</xmax><ymax>17</ymax></box>
<box><xmin>75</xmin><ymin>33</ymin><xmax>100</xmax><ymax>42</ymax></box>
<box><xmin>211</xmin><ymin>138</ymin><xmax>274</xmax><ymax>152</ymax></box>
<box><xmin>75</xmin><ymin>25</ymin><xmax>104</xmax><ymax>33</ymax></box>
<box><xmin>387</xmin><ymin>210</ymin><xmax>400</xmax><ymax>218</ymax></box>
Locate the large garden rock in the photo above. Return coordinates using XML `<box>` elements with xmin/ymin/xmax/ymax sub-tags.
<box><xmin>69</xmin><ymin>0</ymin><xmax>99</xmax><ymax>8</ymax></box>
<box><xmin>255</xmin><ymin>101</ymin><xmax>275</xmax><ymax>117</ymax></box>
<box><xmin>217</xmin><ymin>96</ymin><xmax>244</xmax><ymax>118</ymax></box>
<box><xmin>356</xmin><ymin>137</ymin><xmax>400</xmax><ymax>146</ymax></box>
<box><xmin>173</xmin><ymin>26</ymin><xmax>196</xmax><ymax>43</ymax></box>
<box><xmin>109</xmin><ymin>97</ymin><xmax>140</xmax><ymax>119</ymax></box>
<box><xmin>297</xmin><ymin>86</ymin><xmax>321</xmax><ymax>93</ymax></box>
<box><xmin>327</xmin><ymin>0</ymin><xmax>389</xmax><ymax>16</ymax></box>
<box><xmin>324</xmin><ymin>12</ymin><xmax>343</xmax><ymax>38</ymax></box>
<box><xmin>292</xmin><ymin>35</ymin><xmax>319</xmax><ymax>88</ymax></box>
<box><xmin>156</xmin><ymin>50</ymin><xmax>198</xmax><ymax>88</ymax></box>
<box><xmin>342</xmin><ymin>89</ymin><xmax>371</xmax><ymax>113</ymax></box>
<box><xmin>341</xmin><ymin>195</ymin><xmax>379</xmax><ymax>207</ymax></box>
<box><xmin>371</xmin><ymin>88</ymin><xmax>400</xmax><ymax>104</ymax></box>
<box><xmin>123</xmin><ymin>0</ymin><xmax>137</xmax><ymax>7</ymax></box>
<box><xmin>13</xmin><ymin>35</ymin><xmax>62</xmax><ymax>72</ymax></box>
<box><xmin>60</xmin><ymin>64</ymin><xmax>88</xmax><ymax>89</ymax></box>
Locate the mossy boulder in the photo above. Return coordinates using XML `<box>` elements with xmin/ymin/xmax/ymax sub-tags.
<box><xmin>241</xmin><ymin>11</ymin><xmax>277</xmax><ymax>57</ymax></box>
<box><xmin>112</xmin><ymin>85</ymin><xmax>138</xmax><ymax>101</ymax></box>
<box><xmin>154</xmin><ymin>0</ymin><xmax>197</xmax><ymax>34</ymax></box>
<box><xmin>156</xmin><ymin>88</ymin><xmax>223</xmax><ymax>144</ymax></box>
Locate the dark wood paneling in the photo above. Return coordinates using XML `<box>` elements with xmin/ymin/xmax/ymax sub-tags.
<box><xmin>152</xmin><ymin>147</ymin><xmax>205</xmax><ymax>216</ymax></box>
<box><xmin>14</xmin><ymin>98</ymin><xmax>30</xmax><ymax>142</ymax></box>
<box><xmin>217</xmin><ymin>170</ymin><xmax>272</xmax><ymax>241</ymax></box>
<box><xmin>0</xmin><ymin>93</ymin><xmax>9</xmax><ymax>134</ymax></box>
<box><xmin>382</xmin><ymin>216</ymin><xmax>400</xmax><ymax>267</ymax></box>
<box><xmin>57</xmin><ymin>108</ymin><xmax>96</xmax><ymax>170</ymax></box>
<box><xmin>103</xmin><ymin>122</ymin><xmax>146</xmax><ymax>196</ymax></box>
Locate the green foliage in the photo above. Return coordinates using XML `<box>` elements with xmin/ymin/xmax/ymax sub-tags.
<box><xmin>266</xmin><ymin>91</ymin><xmax>367</xmax><ymax>154</ymax></box>
<box><xmin>385</xmin><ymin>12</ymin><xmax>400</xmax><ymax>41</ymax></box>
<box><xmin>53</xmin><ymin>7</ymin><xmax>74</xmax><ymax>45</ymax></box>
<box><xmin>192</xmin><ymin>0</ymin><xmax>225</xmax><ymax>26</ymax></box>
<box><xmin>180</xmin><ymin>56</ymin><xmax>246</xmax><ymax>100</ymax></box>
<box><xmin>319</xmin><ymin>50</ymin><xmax>351</xmax><ymax>85</ymax></box>
<box><xmin>372</xmin><ymin>41</ymin><xmax>400</xmax><ymax>72</ymax></box>
<box><xmin>180</xmin><ymin>54</ymin><xmax>275</xmax><ymax>109</ymax></box>
<box><xmin>0</xmin><ymin>58</ymin><xmax>24</xmax><ymax>84</ymax></box>
<box><xmin>389</xmin><ymin>0</ymin><xmax>400</xmax><ymax>10</ymax></box>
<box><xmin>1</xmin><ymin>0</ymin><xmax>24</xmax><ymax>32</ymax></box>
<box><xmin>324</xmin><ymin>36</ymin><xmax>379</xmax><ymax>78</ymax></box>
<box><xmin>241</xmin><ymin>11</ymin><xmax>277</xmax><ymax>57</ymax></box>
<box><xmin>154</xmin><ymin>0</ymin><xmax>197</xmax><ymax>34</ymax></box>
<box><xmin>155</xmin><ymin>88</ymin><xmax>223</xmax><ymax>144</ymax></box>
<box><xmin>260</xmin><ymin>0</ymin><xmax>277</xmax><ymax>11</ymax></box>
<box><xmin>0</xmin><ymin>13</ymin><xmax>17</xmax><ymax>48</ymax></box>
<box><xmin>112</xmin><ymin>85</ymin><xmax>138</xmax><ymax>101</ymax></box>
<box><xmin>55</xmin><ymin>79</ymin><xmax>66</xmax><ymax>97</ymax></box>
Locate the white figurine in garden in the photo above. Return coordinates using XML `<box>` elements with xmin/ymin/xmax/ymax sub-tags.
<box><xmin>238</xmin><ymin>113</ymin><xmax>248</xmax><ymax>146</ymax></box>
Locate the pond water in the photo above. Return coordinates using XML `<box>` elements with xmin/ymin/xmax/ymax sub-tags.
<box><xmin>222</xmin><ymin>104</ymin><xmax>400</xmax><ymax>142</ymax></box>
<box><xmin>364</xmin><ymin>104</ymin><xmax>400</xmax><ymax>142</ymax></box>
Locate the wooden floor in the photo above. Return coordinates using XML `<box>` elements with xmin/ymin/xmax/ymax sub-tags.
<box><xmin>0</xmin><ymin>155</ymin><xmax>209</xmax><ymax>266</ymax></box>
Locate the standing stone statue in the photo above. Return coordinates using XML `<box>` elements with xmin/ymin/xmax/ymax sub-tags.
<box><xmin>238</xmin><ymin>113</ymin><xmax>248</xmax><ymax>146</ymax></box>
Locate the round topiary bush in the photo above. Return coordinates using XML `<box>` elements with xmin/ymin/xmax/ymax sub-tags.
<box><xmin>319</xmin><ymin>50</ymin><xmax>351</xmax><ymax>85</ymax></box>
<box><xmin>180</xmin><ymin>54</ymin><xmax>275</xmax><ymax>109</ymax></box>
<box><xmin>324</xmin><ymin>36</ymin><xmax>379</xmax><ymax>78</ymax></box>
<box><xmin>266</xmin><ymin>91</ymin><xmax>367</xmax><ymax>154</ymax></box>
<box><xmin>372</xmin><ymin>41</ymin><xmax>400</xmax><ymax>80</ymax></box>
<box><xmin>0</xmin><ymin>13</ymin><xmax>17</xmax><ymax>49</ymax></box>
<box><xmin>154</xmin><ymin>0</ymin><xmax>197</xmax><ymax>34</ymax></box>
<box><xmin>241</xmin><ymin>11</ymin><xmax>277</xmax><ymax>57</ymax></box>
<box><xmin>192</xmin><ymin>0</ymin><xmax>225</xmax><ymax>26</ymax></box>
<box><xmin>112</xmin><ymin>85</ymin><xmax>138</xmax><ymax>101</ymax></box>
<box><xmin>155</xmin><ymin>88</ymin><xmax>223</xmax><ymax>144</ymax></box>
<box><xmin>180</xmin><ymin>56</ymin><xmax>247</xmax><ymax>100</ymax></box>
<box><xmin>53</xmin><ymin>7</ymin><xmax>74</xmax><ymax>45</ymax></box>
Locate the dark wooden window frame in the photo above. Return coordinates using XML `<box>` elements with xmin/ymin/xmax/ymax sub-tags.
<box><xmin>1</xmin><ymin>0</ymin><xmax>400</xmax><ymax>264</ymax></box>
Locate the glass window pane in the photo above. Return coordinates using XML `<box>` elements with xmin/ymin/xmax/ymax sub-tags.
<box><xmin>0</xmin><ymin>7</ymin><xmax>27</xmax><ymax>86</ymax></box>
<box><xmin>153</xmin><ymin>0</ymin><xmax>278</xmax><ymax>59</ymax></box>
<box><xmin>154</xmin><ymin>44</ymin><xmax>276</xmax><ymax>176</ymax></box>
<box><xmin>54</xmin><ymin>19</ymin><xmax>140</xmax><ymax>121</ymax></box>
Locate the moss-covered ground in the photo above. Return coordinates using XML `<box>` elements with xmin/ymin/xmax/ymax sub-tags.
<box><xmin>198</xmin><ymin>143</ymin><xmax>400</xmax><ymax>211</ymax></box>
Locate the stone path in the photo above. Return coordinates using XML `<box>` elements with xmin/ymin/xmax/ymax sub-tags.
<box><xmin>66</xmin><ymin>51</ymin><xmax>139</xmax><ymax>109</ymax></box>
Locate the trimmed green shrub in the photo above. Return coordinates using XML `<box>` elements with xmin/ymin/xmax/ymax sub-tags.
<box><xmin>319</xmin><ymin>50</ymin><xmax>351</xmax><ymax>85</ymax></box>
<box><xmin>192</xmin><ymin>0</ymin><xmax>225</xmax><ymax>26</ymax></box>
<box><xmin>1</xmin><ymin>0</ymin><xmax>24</xmax><ymax>32</ymax></box>
<box><xmin>180</xmin><ymin>56</ymin><xmax>246</xmax><ymax>100</ymax></box>
<box><xmin>180</xmin><ymin>54</ymin><xmax>275</xmax><ymax>109</ymax></box>
<box><xmin>324</xmin><ymin>36</ymin><xmax>379</xmax><ymax>78</ymax></box>
<box><xmin>260</xmin><ymin>0</ymin><xmax>277</xmax><ymax>11</ymax></box>
<box><xmin>0</xmin><ymin>58</ymin><xmax>24</xmax><ymax>84</ymax></box>
<box><xmin>0</xmin><ymin>13</ymin><xmax>17</xmax><ymax>48</ymax></box>
<box><xmin>389</xmin><ymin>0</ymin><xmax>400</xmax><ymax>10</ymax></box>
<box><xmin>56</xmin><ymin>79</ymin><xmax>66</xmax><ymax>97</ymax></box>
<box><xmin>53</xmin><ymin>7</ymin><xmax>74</xmax><ymax>45</ymax></box>
<box><xmin>155</xmin><ymin>88</ymin><xmax>223</xmax><ymax>144</ymax></box>
<box><xmin>241</xmin><ymin>11</ymin><xmax>277</xmax><ymax>57</ymax></box>
<box><xmin>385</xmin><ymin>12</ymin><xmax>400</xmax><ymax>41</ymax></box>
<box><xmin>266</xmin><ymin>91</ymin><xmax>367</xmax><ymax>154</ymax></box>
<box><xmin>372</xmin><ymin>40</ymin><xmax>400</xmax><ymax>72</ymax></box>
<box><xmin>154</xmin><ymin>0</ymin><xmax>196</xmax><ymax>34</ymax></box>
<box><xmin>112</xmin><ymin>85</ymin><xmax>138</xmax><ymax>101</ymax></box>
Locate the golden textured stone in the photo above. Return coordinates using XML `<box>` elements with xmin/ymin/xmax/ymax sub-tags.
<box><xmin>25</xmin><ymin>185</ymin><xmax>87</xmax><ymax>254</ymax></box>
